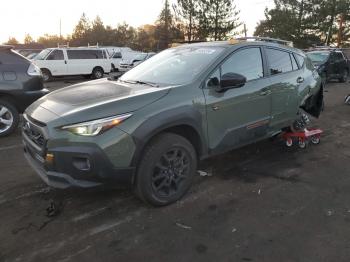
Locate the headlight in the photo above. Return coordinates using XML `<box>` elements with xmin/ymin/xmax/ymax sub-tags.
<box><xmin>61</xmin><ymin>113</ymin><xmax>132</xmax><ymax>136</ymax></box>
<box><xmin>27</xmin><ymin>63</ymin><xmax>42</xmax><ymax>76</ymax></box>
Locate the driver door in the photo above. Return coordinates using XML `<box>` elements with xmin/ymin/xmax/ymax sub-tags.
<box><xmin>203</xmin><ymin>47</ymin><xmax>272</xmax><ymax>154</ymax></box>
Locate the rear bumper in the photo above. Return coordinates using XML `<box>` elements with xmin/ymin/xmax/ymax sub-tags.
<box><xmin>16</xmin><ymin>89</ymin><xmax>49</xmax><ymax>113</ymax></box>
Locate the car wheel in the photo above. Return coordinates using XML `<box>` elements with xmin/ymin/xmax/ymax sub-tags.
<box><xmin>298</xmin><ymin>138</ymin><xmax>307</xmax><ymax>149</ymax></box>
<box><xmin>0</xmin><ymin>99</ymin><xmax>20</xmax><ymax>137</ymax></box>
<box><xmin>339</xmin><ymin>70</ymin><xmax>348</xmax><ymax>83</ymax></box>
<box><xmin>41</xmin><ymin>69</ymin><xmax>52</xmax><ymax>82</ymax></box>
<box><xmin>92</xmin><ymin>67</ymin><xmax>104</xmax><ymax>79</ymax></box>
<box><xmin>311</xmin><ymin>135</ymin><xmax>320</xmax><ymax>144</ymax></box>
<box><xmin>135</xmin><ymin>133</ymin><xmax>197</xmax><ymax>206</ymax></box>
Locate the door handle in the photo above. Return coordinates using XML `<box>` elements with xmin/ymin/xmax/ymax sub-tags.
<box><xmin>212</xmin><ymin>105</ymin><xmax>220</xmax><ymax>111</ymax></box>
<box><xmin>297</xmin><ymin>77</ymin><xmax>304</xmax><ymax>84</ymax></box>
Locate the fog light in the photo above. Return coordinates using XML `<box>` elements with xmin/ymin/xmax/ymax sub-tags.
<box><xmin>45</xmin><ymin>153</ymin><xmax>54</xmax><ymax>164</ymax></box>
<box><xmin>72</xmin><ymin>157</ymin><xmax>91</xmax><ymax>171</ymax></box>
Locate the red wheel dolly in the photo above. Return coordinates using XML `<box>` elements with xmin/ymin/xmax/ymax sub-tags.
<box><xmin>281</xmin><ymin>128</ymin><xmax>323</xmax><ymax>149</ymax></box>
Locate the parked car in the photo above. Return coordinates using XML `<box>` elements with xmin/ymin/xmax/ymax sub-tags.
<box><xmin>0</xmin><ymin>45</ymin><xmax>48</xmax><ymax>136</ymax></box>
<box><xmin>23</xmin><ymin>38</ymin><xmax>323</xmax><ymax>206</ymax></box>
<box><xmin>110</xmin><ymin>48</ymin><xmax>138</xmax><ymax>72</ymax></box>
<box><xmin>26</xmin><ymin>52</ymin><xmax>40</xmax><ymax>60</ymax></box>
<box><xmin>119</xmin><ymin>52</ymin><xmax>156</xmax><ymax>72</ymax></box>
<box><xmin>306</xmin><ymin>49</ymin><xmax>349</xmax><ymax>83</ymax></box>
<box><xmin>33</xmin><ymin>47</ymin><xmax>112</xmax><ymax>81</ymax></box>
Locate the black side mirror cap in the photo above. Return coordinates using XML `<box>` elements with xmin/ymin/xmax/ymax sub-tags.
<box><xmin>216</xmin><ymin>72</ymin><xmax>246</xmax><ymax>92</ymax></box>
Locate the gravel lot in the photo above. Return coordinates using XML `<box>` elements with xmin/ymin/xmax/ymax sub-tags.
<box><xmin>1</xmin><ymin>79</ymin><xmax>350</xmax><ymax>262</ymax></box>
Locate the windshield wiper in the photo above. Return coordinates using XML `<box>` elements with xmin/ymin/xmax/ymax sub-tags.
<box><xmin>119</xmin><ymin>79</ymin><xmax>159</xmax><ymax>87</ymax></box>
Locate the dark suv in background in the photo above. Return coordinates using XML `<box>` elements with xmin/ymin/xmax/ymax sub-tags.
<box><xmin>0</xmin><ymin>45</ymin><xmax>48</xmax><ymax>136</ymax></box>
<box><xmin>307</xmin><ymin>48</ymin><xmax>349</xmax><ymax>83</ymax></box>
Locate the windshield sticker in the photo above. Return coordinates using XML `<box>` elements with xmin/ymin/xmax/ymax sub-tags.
<box><xmin>194</xmin><ymin>49</ymin><xmax>217</xmax><ymax>55</ymax></box>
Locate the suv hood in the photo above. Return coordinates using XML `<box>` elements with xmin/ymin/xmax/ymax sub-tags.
<box><xmin>26</xmin><ymin>78</ymin><xmax>170</xmax><ymax>124</ymax></box>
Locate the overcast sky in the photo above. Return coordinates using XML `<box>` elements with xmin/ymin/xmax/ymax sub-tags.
<box><xmin>0</xmin><ymin>0</ymin><xmax>274</xmax><ymax>43</ymax></box>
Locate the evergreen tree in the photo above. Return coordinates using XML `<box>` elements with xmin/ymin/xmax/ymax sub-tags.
<box><xmin>197</xmin><ymin>0</ymin><xmax>242</xmax><ymax>41</ymax></box>
<box><xmin>24</xmin><ymin>34</ymin><xmax>34</xmax><ymax>44</ymax></box>
<box><xmin>5</xmin><ymin>37</ymin><xmax>19</xmax><ymax>45</ymax></box>
<box><xmin>254</xmin><ymin>0</ymin><xmax>350</xmax><ymax>48</ymax></box>
<box><xmin>173</xmin><ymin>0</ymin><xmax>199</xmax><ymax>41</ymax></box>
<box><xmin>71</xmin><ymin>13</ymin><xmax>91</xmax><ymax>46</ymax></box>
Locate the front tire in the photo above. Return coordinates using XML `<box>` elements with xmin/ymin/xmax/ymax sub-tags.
<box><xmin>41</xmin><ymin>69</ymin><xmax>52</xmax><ymax>82</ymax></box>
<box><xmin>0</xmin><ymin>99</ymin><xmax>19</xmax><ymax>137</ymax></box>
<box><xmin>135</xmin><ymin>133</ymin><xmax>197</xmax><ymax>206</ymax></box>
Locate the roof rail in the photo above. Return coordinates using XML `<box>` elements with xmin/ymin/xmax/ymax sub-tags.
<box><xmin>237</xmin><ymin>37</ymin><xmax>294</xmax><ymax>47</ymax></box>
<box><xmin>57</xmin><ymin>43</ymin><xmax>70</xmax><ymax>48</ymax></box>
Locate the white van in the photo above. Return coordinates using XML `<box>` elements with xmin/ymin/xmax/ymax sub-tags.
<box><xmin>110</xmin><ymin>48</ymin><xmax>139</xmax><ymax>72</ymax></box>
<box><xmin>34</xmin><ymin>47</ymin><xmax>112</xmax><ymax>81</ymax></box>
<box><xmin>119</xmin><ymin>52</ymin><xmax>156</xmax><ymax>72</ymax></box>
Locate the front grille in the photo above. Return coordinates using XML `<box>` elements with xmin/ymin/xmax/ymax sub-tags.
<box><xmin>22</xmin><ymin>116</ymin><xmax>46</xmax><ymax>150</ymax></box>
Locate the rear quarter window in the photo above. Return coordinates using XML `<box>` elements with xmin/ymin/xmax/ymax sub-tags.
<box><xmin>67</xmin><ymin>50</ymin><xmax>104</xmax><ymax>59</ymax></box>
<box><xmin>295</xmin><ymin>54</ymin><xmax>305</xmax><ymax>68</ymax></box>
<box><xmin>266</xmin><ymin>48</ymin><xmax>293</xmax><ymax>75</ymax></box>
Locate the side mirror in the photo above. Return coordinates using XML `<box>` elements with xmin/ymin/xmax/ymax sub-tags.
<box><xmin>207</xmin><ymin>77</ymin><xmax>220</xmax><ymax>87</ymax></box>
<box><xmin>217</xmin><ymin>73</ymin><xmax>246</xmax><ymax>92</ymax></box>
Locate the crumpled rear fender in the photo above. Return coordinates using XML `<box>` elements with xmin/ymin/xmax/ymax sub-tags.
<box><xmin>300</xmin><ymin>85</ymin><xmax>324</xmax><ymax>118</ymax></box>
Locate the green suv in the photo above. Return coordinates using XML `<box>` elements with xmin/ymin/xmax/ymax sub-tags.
<box><xmin>23</xmin><ymin>39</ymin><xmax>323</xmax><ymax>206</ymax></box>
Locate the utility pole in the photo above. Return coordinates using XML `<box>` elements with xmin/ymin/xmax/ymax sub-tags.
<box><xmin>243</xmin><ymin>24</ymin><xmax>247</xmax><ymax>37</ymax></box>
<box><xmin>59</xmin><ymin>18</ymin><xmax>62</xmax><ymax>40</ymax></box>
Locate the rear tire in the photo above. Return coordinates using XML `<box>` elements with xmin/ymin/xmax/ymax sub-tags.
<box><xmin>135</xmin><ymin>133</ymin><xmax>197</xmax><ymax>206</ymax></box>
<box><xmin>92</xmin><ymin>67</ymin><xmax>104</xmax><ymax>79</ymax></box>
<box><xmin>0</xmin><ymin>99</ymin><xmax>19</xmax><ymax>137</ymax></box>
<box><xmin>339</xmin><ymin>70</ymin><xmax>348</xmax><ymax>83</ymax></box>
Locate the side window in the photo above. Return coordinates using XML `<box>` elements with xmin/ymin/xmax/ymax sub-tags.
<box><xmin>295</xmin><ymin>54</ymin><xmax>305</xmax><ymax>68</ymax></box>
<box><xmin>305</xmin><ymin>57</ymin><xmax>315</xmax><ymax>71</ymax></box>
<box><xmin>67</xmin><ymin>50</ymin><xmax>103</xmax><ymax>59</ymax></box>
<box><xmin>221</xmin><ymin>47</ymin><xmax>264</xmax><ymax>81</ymax></box>
<box><xmin>113</xmin><ymin>52</ymin><xmax>122</xmax><ymax>59</ymax></box>
<box><xmin>266</xmin><ymin>48</ymin><xmax>293</xmax><ymax>75</ymax></box>
<box><xmin>291</xmin><ymin>54</ymin><xmax>299</xmax><ymax>70</ymax></box>
<box><xmin>47</xmin><ymin>50</ymin><xmax>64</xmax><ymax>60</ymax></box>
<box><xmin>335</xmin><ymin>52</ymin><xmax>344</xmax><ymax>62</ymax></box>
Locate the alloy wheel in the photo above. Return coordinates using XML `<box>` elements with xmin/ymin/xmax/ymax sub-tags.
<box><xmin>151</xmin><ymin>147</ymin><xmax>190</xmax><ymax>198</ymax></box>
<box><xmin>0</xmin><ymin>105</ymin><xmax>14</xmax><ymax>134</ymax></box>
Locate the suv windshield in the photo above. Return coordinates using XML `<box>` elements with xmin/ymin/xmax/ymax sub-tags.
<box><xmin>119</xmin><ymin>46</ymin><xmax>224</xmax><ymax>86</ymax></box>
<box><xmin>35</xmin><ymin>49</ymin><xmax>52</xmax><ymax>60</ymax></box>
<box><xmin>307</xmin><ymin>51</ymin><xmax>330</xmax><ymax>63</ymax></box>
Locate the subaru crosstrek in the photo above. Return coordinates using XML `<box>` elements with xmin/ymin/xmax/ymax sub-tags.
<box><xmin>23</xmin><ymin>39</ymin><xmax>323</xmax><ymax>206</ymax></box>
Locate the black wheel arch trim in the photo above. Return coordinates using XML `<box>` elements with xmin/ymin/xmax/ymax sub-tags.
<box><xmin>130</xmin><ymin>106</ymin><xmax>207</xmax><ymax>174</ymax></box>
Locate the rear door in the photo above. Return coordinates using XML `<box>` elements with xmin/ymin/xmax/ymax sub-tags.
<box><xmin>45</xmin><ymin>49</ymin><xmax>67</xmax><ymax>76</ymax></box>
<box><xmin>265</xmin><ymin>48</ymin><xmax>303</xmax><ymax>130</ymax></box>
<box><xmin>335</xmin><ymin>52</ymin><xmax>348</xmax><ymax>76</ymax></box>
<box><xmin>203</xmin><ymin>46</ymin><xmax>272</xmax><ymax>153</ymax></box>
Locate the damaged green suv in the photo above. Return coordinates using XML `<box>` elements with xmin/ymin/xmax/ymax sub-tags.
<box><xmin>23</xmin><ymin>39</ymin><xmax>323</xmax><ymax>206</ymax></box>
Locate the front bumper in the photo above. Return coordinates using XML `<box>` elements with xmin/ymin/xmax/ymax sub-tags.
<box><xmin>23</xmin><ymin>144</ymin><xmax>136</xmax><ymax>189</ymax></box>
<box><xmin>22</xmin><ymin>116</ymin><xmax>135</xmax><ymax>189</ymax></box>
